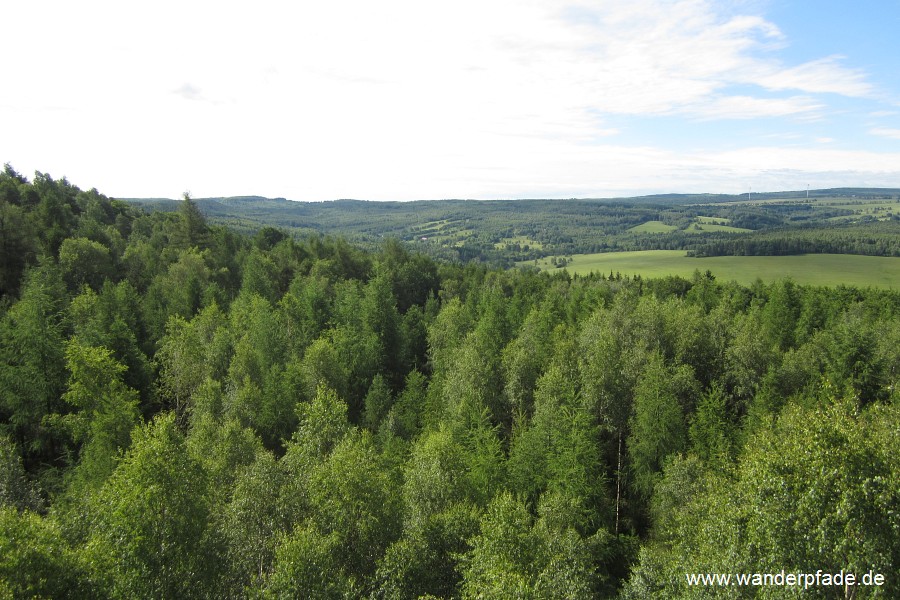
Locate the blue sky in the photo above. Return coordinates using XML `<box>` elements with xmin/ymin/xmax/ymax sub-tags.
<box><xmin>2</xmin><ymin>0</ymin><xmax>900</xmax><ymax>200</ymax></box>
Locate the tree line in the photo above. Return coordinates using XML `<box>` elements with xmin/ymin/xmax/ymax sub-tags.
<box><xmin>1</xmin><ymin>167</ymin><xmax>898</xmax><ymax>598</ymax></box>
<box><xmin>688</xmin><ymin>222</ymin><xmax>900</xmax><ymax>258</ymax></box>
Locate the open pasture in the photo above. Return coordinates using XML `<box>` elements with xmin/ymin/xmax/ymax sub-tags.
<box><xmin>526</xmin><ymin>250</ymin><xmax>900</xmax><ymax>288</ymax></box>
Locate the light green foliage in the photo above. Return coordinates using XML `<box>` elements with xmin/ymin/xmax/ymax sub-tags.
<box><xmin>402</xmin><ymin>429</ymin><xmax>471</xmax><ymax>531</ymax></box>
<box><xmin>279</xmin><ymin>385</ymin><xmax>352</xmax><ymax>523</ymax></box>
<box><xmin>453</xmin><ymin>403</ymin><xmax>506</xmax><ymax>507</ymax></box>
<box><xmin>502</xmin><ymin>306</ymin><xmax>558</xmax><ymax>421</ymax></box>
<box><xmin>439</xmin><ymin>334</ymin><xmax>495</xmax><ymax>427</ymax></box>
<box><xmin>823</xmin><ymin>306</ymin><xmax>885</xmax><ymax>404</ymax></box>
<box><xmin>427</xmin><ymin>297</ymin><xmax>472</xmax><ymax>372</ymax></box>
<box><xmin>32</xmin><ymin>172</ymin><xmax>77</xmax><ymax>256</ymax></box>
<box><xmin>376</xmin><ymin>429</ymin><xmax>481</xmax><ymax>596</ymax></box>
<box><xmin>288</xmin><ymin>385</ymin><xmax>352</xmax><ymax>466</ymax></box>
<box><xmin>626</xmin><ymin>397</ymin><xmax>900</xmax><ymax>599</ymax></box>
<box><xmin>664</xmin><ymin>298</ymin><xmax>723</xmax><ymax>387</ymax></box>
<box><xmin>328</xmin><ymin>279</ymin><xmax>383</xmax><ymax>414</ymax></box>
<box><xmin>578</xmin><ymin>293</ymin><xmax>648</xmax><ymax>433</ymax></box>
<box><xmin>362</xmin><ymin>270</ymin><xmax>402</xmax><ymax>385</ymax></box>
<box><xmin>220</xmin><ymin>448</ymin><xmax>284</xmax><ymax>594</ymax></box>
<box><xmin>646</xmin><ymin>454</ymin><xmax>707</xmax><ymax>544</ymax></box>
<box><xmin>144</xmin><ymin>248</ymin><xmax>218</xmax><ymax>334</ymax></box>
<box><xmin>460</xmin><ymin>491</ymin><xmax>599</xmax><ymax>599</ymax></box>
<box><xmin>156</xmin><ymin>302</ymin><xmax>231</xmax><ymax>420</ymax></box>
<box><xmin>227</xmin><ymin>293</ymin><xmax>297</xmax><ymax>444</ymax></box>
<box><xmin>874</xmin><ymin>318</ymin><xmax>900</xmax><ymax>396</ymax></box>
<box><xmin>120</xmin><ymin>238</ymin><xmax>162</xmax><ymax>292</ymax></box>
<box><xmin>278</xmin><ymin>388</ymin><xmax>403</xmax><ymax>590</ymax></box>
<box><xmin>737</xmin><ymin>400</ymin><xmax>899</xmax><ymax>591</ymax></box>
<box><xmin>306</xmin><ymin>431</ymin><xmax>401</xmax><ymax>579</ymax></box>
<box><xmin>85</xmin><ymin>413</ymin><xmax>219</xmax><ymax>599</ymax></box>
<box><xmin>0</xmin><ymin>507</ymin><xmax>95</xmax><ymax>599</ymax></box>
<box><xmin>264</xmin><ymin>524</ymin><xmax>354</xmax><ymax>599</ymax></box>
<box><xmin>762</xmin><ymin>278</ymin><xmax>801</xmax><ymax>351</ymax></box>
<box><xmin>186</xmin><ymin>411</ymin><xmax>264</xmax><ymax>495</ymax></box>
<box><xmin>379</xmin><ymin>238</ymin><xmax>439</xmax><ymax>314</ymax></box>
<box><xmin>58</xmin><ymin>237</ymin><xmax>113</xmax><ymax>292</ymax></box>
<box><xmin>382</xmin><ymin>369</ymin><xmax>428</xmax><ymax>440</ymax></box>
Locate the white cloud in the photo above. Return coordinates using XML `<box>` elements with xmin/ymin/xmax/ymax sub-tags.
<box><xmin>689</xmin><ymin>95</ymin><xmax>824</xmax><ymax>120</ymax></box>
<box><xmin>752</xmin><ymin>56</ymin><xmax>873</xmax><ymax>97</ymax></box>
<box><xmin>0</xmin><ymin>0</ymin><xmax>893</xmax><ymax>200</ymax></box>
<box><xmin>870</xmin><ymin>128</ymin><xmax>900</xmax><ymax>140</ymax></box>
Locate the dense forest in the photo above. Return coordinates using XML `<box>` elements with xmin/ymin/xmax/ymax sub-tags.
<box><xmin>687</xmin><ymin>222</ymin><xmax>900</xmax><ymax>258</ymax></box>
<box><xmin>1</xmin><ymin>166</ymin><xmax>899</xmax><ymax>598</ymax></box>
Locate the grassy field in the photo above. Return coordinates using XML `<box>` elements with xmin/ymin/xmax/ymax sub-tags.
<box><xmin>525</xmin><ymin>251</ymin><xmax>900</xmax><ymax>288</ymax></box>
<box><xmin>696</xmin><ymin>216</ymin><xmax>731</xmax><ymax>224</ymax></box>
<box><xmin>628</xmin><ymin>220</ymin><xmax>677</xmax><ymax>233</ymax></box>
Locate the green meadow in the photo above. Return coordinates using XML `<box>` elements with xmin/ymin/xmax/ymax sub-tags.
<box><xmin>628</xmin><ymin>220</ymin><xmax>677</xmax><ymax>233</ymax></box>
<box><xmin>527</xmin><ymin>250</ymin><xmax>900</xmax><ymax>288</ymax></box>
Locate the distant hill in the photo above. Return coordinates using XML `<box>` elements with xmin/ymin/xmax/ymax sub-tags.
<box><xmin>121</xmin><ymin>189</ymin><xmax>900</xmax><ymax>265</ymax></box>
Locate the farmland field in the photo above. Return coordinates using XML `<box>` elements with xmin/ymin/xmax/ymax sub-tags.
<box><xmin>526</xmin><ymin>251</ymin><xmax>900</xmax><ymax>288</ymax></box>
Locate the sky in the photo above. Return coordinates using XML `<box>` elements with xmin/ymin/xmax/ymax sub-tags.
<box><xmin>3</xmin><ymin>0</ymin><xmax>900</xmax><ymax>201</ymax></box>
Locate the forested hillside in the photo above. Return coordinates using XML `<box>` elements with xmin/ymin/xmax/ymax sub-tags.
<box><xmin>1</xmin><ymin>167</ymin><xmax>898</xmax><ymax>598</ymax></box>
<box><xmin>129</xmin><ymin>189</ymin><xmax>900</xmax><ymax>267</ymax></box>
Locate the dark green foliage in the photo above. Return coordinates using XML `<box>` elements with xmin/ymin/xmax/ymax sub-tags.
<box><xmin>627</xmin><ymin>352</ymin><xmax>692</xmax><ymax>501</ymax></box>
<box><xmin>0</xmin><ymin>265</ymin><xmax>68</xmax><ymax>464</ymax></box>
<box><xmin>364</xmin><ymin>374</ymin><xmax>393</xmax><ymax>430</ymax></box>
<box><xmin>172</xmin><ymin>193</ymin><xmax>211</xmax><ymax>251</ymax></box>
<box><xmin>58</xmin><ymin>339</ymin><xmax>140</xmax><ymax>492</ymax></box>
<box><xmin>0</xmin><ymin>435</ymin><xmax>41</xmax><ymax>512</ymax></box>
<box><xmin>688</xmin><ymin>382</ymin><xmax>735</xmax><ymax>467</ymax></box>
<box><xmin>0</xmin><ymin>200</ymin><xmax>36</xmax><ymax>299</ymax></box>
